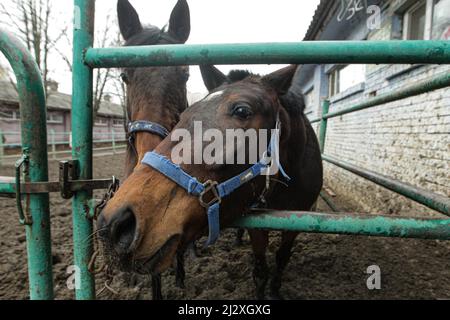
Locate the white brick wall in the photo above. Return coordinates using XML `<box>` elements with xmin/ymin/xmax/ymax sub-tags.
<box><xmin>323</xmin><ymin>63</ymin><xmax>450</xmax><ymax>216</ymax></box>
<box><xmin>301</xmin><ymin>0</ymin><xmax>449</xmax><ymax>217</ymax></box>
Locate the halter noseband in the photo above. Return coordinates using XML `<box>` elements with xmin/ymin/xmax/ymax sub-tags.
<box><xmin>141</xmin><ymin>119</ymin><xmax>290</xmax><ymax>247</ymax></box>
<box><xmin>128</xmin><ymin>121</ymin><xmax>170</xmax><ymax>140</ymax></box>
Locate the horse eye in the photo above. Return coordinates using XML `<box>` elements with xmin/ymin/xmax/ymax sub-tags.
<box><xmin>231</xmin><ymin>104</ymin><xmax>253</xmax><ymax>120</ymax></box>
<box><xmin>120</xmin><ymin>73</ymin><xmax>129</xmax><ymax>84</ymax></box>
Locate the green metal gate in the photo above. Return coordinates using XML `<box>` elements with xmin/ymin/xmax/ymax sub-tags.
<box><xmin>0</xmin><ymin>0</ymin><xmax>449</xmax><ymax>300</ymax></box>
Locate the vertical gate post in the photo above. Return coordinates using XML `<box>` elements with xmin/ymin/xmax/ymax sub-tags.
<box><xmin>72</xmin><ymin>0</ymin><xmax>96</xmax><ymax>300</ymax></box>
<box><xmin>318</xmin><ymin>100</ymin><xmax>330</xmax><ymax>154</ymax></box>
<box><xmin>50</xmin><ymin>129</ymin><xmax>56</xmax><ymax>160</ymax></box>
<box><xmin>0</xmin><ymin>29</ymin><xmax>54</xmax><ymax>299</ymax></box>
<box><xmin>111</xmin><ymin>129</ymin><xmax>116</xmax><ymax>154</ymax></box>
<box><xmin>0</xmin><ymin>129</ymin><xmax>4</xmax><ymax>166</ymax></box>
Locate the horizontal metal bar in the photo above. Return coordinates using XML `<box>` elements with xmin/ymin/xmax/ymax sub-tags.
<box><xmin>84</xmin><ymin>41</ymin><xmax>450</xmax><ymax>68</ymax></box>
<box><xmin>322</xmin><ymin>155</ymin><xmax>450</xmax><ymax>216</ymax></box>
<box><xmin>309</xmin><ymin>118</ymin><xmax>321</xmax><ymax>124</ymax></box>
<box><xmin>233</xmin><ymin>210</ymin><xmax>450</xmax><ymax>240</ymax></box>
<box><xmin>0</xmin><ymin>178</ymin><xmax>115</xmax><ymax>195</ymax></box>
<box><xmin>324</xmin><ymin>71</ymin><xmax>450</xmax><ymax>119</ymax></box>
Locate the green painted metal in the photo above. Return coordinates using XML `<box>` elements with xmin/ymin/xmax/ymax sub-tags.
<box><xmin>234</xmin><ymin>211</ymin><xmax>450</xmax><ymax>240</ymax></box>
<box><xmin>0</xmin><ymin>28</ymin><xmax>53</xmax><ymax>299</ymax></box>
<box><xmin>318</xmin><ymin>100</ymin><xmax>330</xmax><ymax>154</ymax></box>
<box><xmin>0</xmin><ymin>178</ymin><xmax>15</xmax><ymax>194</ymax></box>
<box><xmin>324</xmin><ymin>71</ymin><xmax>450</xmax><ymax>120</ymax></box>
<box><xmin>71</xmin><ymin>0</ymin><xmax>96</xmax><ymax>300</ymax></box>
<box><xmin>322</xmin><ymin>154</ymin><xmax>450</xmax><ymax>216</ymax></box>
<box><xmin>84</xmin><ymin>40</ymin><xmax>450</xmax><ymax>68</ymax></box>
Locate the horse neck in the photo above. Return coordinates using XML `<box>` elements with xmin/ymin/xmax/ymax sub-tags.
<box><xmin>124</xmin><ymin>100</ymin><xmax>186</xmax><ymax>178</ymax></box>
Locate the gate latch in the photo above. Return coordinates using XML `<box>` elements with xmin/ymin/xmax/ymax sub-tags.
<box><xmin>58</xmin><ymin>160</ymin><xmax>120</xmax><ymax>200</ymax></box>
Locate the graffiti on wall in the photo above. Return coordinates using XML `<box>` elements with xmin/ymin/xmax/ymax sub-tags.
<box><xmin>337</xmin><ymin>0</ymin><xmax>381</xmax><ymax>30</ymax></box>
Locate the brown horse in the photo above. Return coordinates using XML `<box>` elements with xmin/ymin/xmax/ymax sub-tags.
<box><xmin>98</xmin><ymin>64</ymin><xmax>323</xmax><ymax>299</ymax></box>
<box><xmin>106</xmin><ymin>0</ymin><xmax>191</xmax><ymax>299</ymax></box>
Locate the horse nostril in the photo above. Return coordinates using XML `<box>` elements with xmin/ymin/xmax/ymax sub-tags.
<box><xmin>110</xmin><ymin>209</ymin><xmax>137</xmax><ymax>254</ymax></box>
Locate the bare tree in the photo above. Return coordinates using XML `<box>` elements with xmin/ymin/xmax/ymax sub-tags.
<box><xmin>56</xmin><ymin>14</ymin><xmax>122</xmax><ymax>120</ymax></box>
<box><xmin>0</xmin><ymin>0</ymin><xmax>63</xmax><ymax>96</ymax></box>
<box><xmin>92</xmin><ymin>14</ymin><xmax>114</xmax><ymax>120</ymax></box>
<box><xmin>103</xmin><ymin>30</ymin><xmax>127</xmax><ymax>122</ymax></box>
<box><xmin>1</xmin><ymin>1</ymin><xmax>123</xmax><ymax>119</ymax></box>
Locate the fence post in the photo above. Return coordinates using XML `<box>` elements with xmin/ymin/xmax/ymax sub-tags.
<box><xmin>71</xmin><ymin>0</ymin><xmax>96</xmax><ymax>300</ymax></box>
<box><xmin>318</xmin><ymin>100</ymin><xmax>330</xmax><ymax>154</ymax></box>
<box><xmin>50</xmin><ymin>129</ymin><xmax>56</xmax><ymax>160</ymax></box>
<box><xmin>0</xmin><ymin>129</ymin><xmax>4</xmax><ymax>167</ymax></box>
<box><xmin>0</xmin><ymin>28</ymin><xmax>54</xmax><ymax>299</ymax></box>
<box><xmin>111</xmin><ymin>129</ymin><xmax>116</xmax><ymax>154</ymax></box>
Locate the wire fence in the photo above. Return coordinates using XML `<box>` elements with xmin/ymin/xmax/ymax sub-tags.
<box><xmin>0</xmin><ymin>129</ymin><xmax>127</xmax><ymax>165</ymax></box>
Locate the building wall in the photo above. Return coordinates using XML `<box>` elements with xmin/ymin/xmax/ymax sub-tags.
<box><xmin>324</xmin><ymin>64</ymin><xmax>450</xmax><ymax>216</ymax></box>
<box><xmin>300</xmin><ymin>0</ymin><xmax>450</xmax><ymax>216</ymax></box>
<box><xmin>0</xmin><ymin>103</ymin><xmax>125</xmax><ymax>147</ymax></box>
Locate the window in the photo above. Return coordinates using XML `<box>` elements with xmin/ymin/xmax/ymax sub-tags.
<box><xmin>47</xmin><ymin>112</ymin><xmax>63</xmax><ymax>124</ymax></box>
<box><xmin>0</xmin><ymin>109</ymin><xmax>19</xmax><ymax>120</ymax></box>
<box><xmin>329</xmin><ymin>65</ymin><xmax>366</xmax><ymax>97</ymax></box>
<box><xmin>94</xmin><ymin>118</ymin><xmax>108</xmax><ymax>126</ymax></box>
<box><xmin>404</xmin><ymin>1</ymin><xmax>427</xmax><ymax>40</ymax></box>
<box><xmin>403</xmin><ymin>0</ymin><xmax>450</xmax><ymax>40</ymax></box>
<box><xmin>113</xmin><ymin>119</ymin><xmax>124</xmax><ymax>127</ymax></box>
<box><xmin>304</xmin><ymin>89</ymin><xmax>315</xmax><ymax>109</ymax></box>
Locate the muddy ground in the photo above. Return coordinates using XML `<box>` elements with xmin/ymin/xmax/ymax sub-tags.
<box><xmin>0</xmin><ymin>153</ymin><xmax>449</xmax><ymax>300</ymax></box>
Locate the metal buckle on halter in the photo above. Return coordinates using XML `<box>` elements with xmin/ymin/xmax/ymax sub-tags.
<box><xmin>199</xmin><ymin>180</ymin><xmax>221</xmax><ymax>208</ymax></box>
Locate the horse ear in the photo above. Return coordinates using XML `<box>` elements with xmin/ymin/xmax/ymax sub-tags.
<box><xmin>200</xmin><ymin>65</ymin><xmax>228</xmax><ymax>92</ymax></box>
<box><xmin>262</xmin><ymin>65</ymin><xmax>298</xmax><ymax>96</ymax></box>
<box><xmin>168</xmin><ymin>0</ymin><xmax>191</xmax><ymax>43</ymax></box>
<box><xmin>117</xmin><ymin>0</ymin><xmax>143</xmax><ymax>41</ymax></box>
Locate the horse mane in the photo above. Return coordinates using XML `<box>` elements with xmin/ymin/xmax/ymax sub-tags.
<box><xmin>227</xmin><ymin>70</ymin><xmax>256</xmax><ymax>82</ymax></box>
<box><xmin>280</xmin><ymin>89</ymin><xmax>305</xmax><ymax>116</ymax></box>
<box><xmin>125</xmin><ymin>25</ymin><xmax>179</xmax><ymax>46</ymax></box>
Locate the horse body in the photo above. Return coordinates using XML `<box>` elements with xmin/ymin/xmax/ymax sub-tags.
<box><xmin>98</xmin><ymin>61</ymin><xmax>323</xmax><ymax>299</ymax></box>
<box><xmin>200</xmin><ymin>66</ymin><xmax>323</xmax><ymax>298</ymax></box>
<box><xmin>99</xmin><ymin>0</ymin><xmax>191</xmax><ymax>299</ymax></box>
<box><xmin>248</xmin><ymin>111</ymin><xmax>323</xmax><ymax>298</ymax></box>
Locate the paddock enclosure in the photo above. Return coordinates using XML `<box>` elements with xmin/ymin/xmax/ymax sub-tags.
<box><xmin>0</xmin><ymin>0</ymin><xmax>449</xmax><ymax>300</ymax></box>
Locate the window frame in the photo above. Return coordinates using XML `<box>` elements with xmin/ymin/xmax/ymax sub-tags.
<box><xmin>329</xmin><ymin>68</ymin><xmax>340</xmax><ymax>97</ymax></box>
<box><xmin>304</xmin><ymin>87</ymin><xmax>315</xmax><ymax>109</ymax></box>
<box><xmin>0</xmin><ymin>109</ymin><xmax>20</xmax><ymax>121</ymax></box>
<box><xmin>328</xmin><ymin>64</ymin><xmax>366</xmax><ymax>98</ymax></box>
<box><xmin>94</xmin><ymin>118</ymin><xmax>109</xmax><ymax>127</ymax></box>
<box><xmin>402</xmin><ymin>0</ymin><xmax>435</xmax><ymax>40</ymax></box>
<box><xmin>46</xmin><ymin>112</ymin><xmax>64</xmax><ymax>124</ymax></box>
<box><xmin>112</xmin><ymin>119</ymin><xmax>124</xmax><ymax>127</ymax></box>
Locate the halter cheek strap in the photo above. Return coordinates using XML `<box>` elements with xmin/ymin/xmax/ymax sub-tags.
<box><xmin>141</xmin><ymin>123</ymin><xmax>290</xmax><ymax>247</ymax></box>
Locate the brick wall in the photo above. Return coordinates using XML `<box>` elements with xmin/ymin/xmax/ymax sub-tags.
<box><xmin>323</xmin><ymin>62</ymin><xmax>450</xmax><ymax>216</ymax></box>
<box><xmin>298</xmin><ymin>0</ymin><xmax>449</xmax><ymax>217</ymax></box>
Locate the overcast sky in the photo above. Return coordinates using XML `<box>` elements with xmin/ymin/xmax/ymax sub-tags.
<box><xmin>2</xmin><ymin>0</ymin><xmax>321</xmax><ymax>97</ymax></box>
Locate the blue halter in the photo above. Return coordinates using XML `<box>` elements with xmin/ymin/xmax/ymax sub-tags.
<box><xmin>128</xmin><ymin>120</ymin><xmax>170</xmax><ymax>140</ymax></box>
<box><xmin>141</xmin><ymin>122</ymin><xmax>290</xmax><ymax>246</ymax></box>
